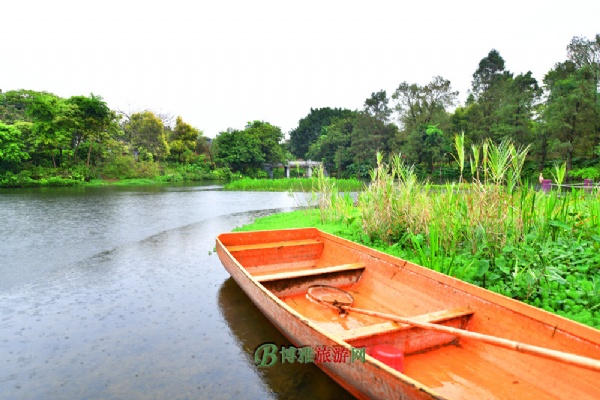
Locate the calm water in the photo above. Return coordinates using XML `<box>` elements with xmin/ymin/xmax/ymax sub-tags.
<box><xmin>0</xmin><ymin>183</ymin><xmax>354</xmax><ymax>400</ymax></box>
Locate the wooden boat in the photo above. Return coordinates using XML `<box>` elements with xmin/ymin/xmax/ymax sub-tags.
<box><xmin>216</xmin><ymin>228</ymin><xmax>600</xmax><ymax>399</ymax></box>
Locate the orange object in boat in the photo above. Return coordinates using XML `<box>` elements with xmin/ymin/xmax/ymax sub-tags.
<box><xmin>216</xmin><ymin>228</ymin><xmax>600</xmax><ymax>399</ymax></box>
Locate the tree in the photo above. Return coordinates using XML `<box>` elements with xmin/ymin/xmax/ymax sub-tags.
<box><xmin>288</xmin><ymin>107</ymin><xmax>355</xmax><ymax>159</ymax></box>
<box><xmin>66</xmin><ymin>94</ymin><xmax>113</xmax><ymax>166</ymax></box>
<box><xmin>464</xmin><ymin>49</ymin><xmax>541</xmax><ymax>150</ymax></box>
<box><xmin>213</xmin><ymin>121</ymin><xmax>285</xmax><ymax>174</ymax></box>
<box><xmin>542</xmin><ymin>60</ymin><xmax>597</xmax><ymax>171</ymax></box>
<box><xmin>393</xmin><ymin>76</ymin><xmax>457</xmax><ymax>130</ymax></box>
<box><xmin>244</xmin><ymin>121</ymin><xmax>285</xmax><ymax>165</ymax></box>
<box><xmin>471</xmin><ymin>49</ymin><xmax>508</xmax><ymax>97</ymax></box>
<box><xmin>123</xmin><ymin>111</ymin><xmax>169</xmax><ymax>161</ymax></box>
<box><xmin>567</xmin><ymin>35</ymin><xmax>600</xmax><ymax>141</ymax></box>
<box><xmin>469</xmin><ymin>49</ymin><xmax>514</xmax><ymax>142</ymax></box>
<box><xmin>0</xmin><ymin>90</ymin><xmax>34</xmax><ymax>124</ymax></box>
<box><xmin>26</xmin><ymin>92</ymin><xmax>73</xmax><ymax>167</ymax></box>
<box><xmin>349</xmin><ymin>112</ymin><xmax>399</xmax><ymax>175</ymax></box>
<box><xmin>491</xmin><ymin>71</ymin><xmax>541</xmax><ymax>147</ymax></box>
<box><xmin>169</xmin><ymin>116</ymin><xmax>201</xmax><ymax>163</ymax></box>
<box><xmin>213</xmin><ymin>128</ymin><xmax>264</xmax><ymax>173</ymax></box>
<box><xmin>307</xmin><ymin>116</ymin><xmax>355</xmax><ymax>176</ymax></box>
<box><xmin>0</xmin><ymin>121</ymin><xmax>29</xmax><ymax>167</ymax></box>
<box><xmin>392</xmin><ymin>76</ymin><xmax>457</xmax><ymax>166</ymax></box>
<box><xmin>364</xmin><ymin>90</ymin><xmax>392</xmax><ymax>122</ymax></box>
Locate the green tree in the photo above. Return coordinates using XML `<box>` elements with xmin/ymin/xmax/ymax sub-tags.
<box><xmin>26</xmin><ymin>92</ymin><xmax>73</xmax><ymax>168</ymax></box>
<box><xmin>492</xmin><ymin>71</ymin><xmax>541</xmax><ymax>147</ymax></box>
<box><xmin>213</xmin><ymin>121</ymin><xmax>285</xmax><ymax>174</ymax></box>
<box><xmin>469</xmin><ymin>49</ymin><xmax>513</xmax><ymax>142</ymax></box>
<box><xmin>123</xmin><ymin>111</ymin><xmax>169</xmax><ymax>161</ymax></box>
<box><xmin>0</xmin><ymin>121</ymin><xmax>29</xmax><ymax>168</ymax></box>
<box><xmin>349</xmin><ymin>112</ymin><xmax>399</xmax><ymax>175</ymax></box>
<box><xmin>464</xmin><ymin>50</ymin><xmax>540</xmax><ymax>152</ymax></box>
<box><xmin>244</xmin><ymin>121</ymin><xmax>285</xmax><ymax>165</ymax></box>
<box><xmin>567</xmin><ymin>35</ymin><xmax>600</xmax><ymax>142</ymax></box>
<box><xmin>364</xmin><ymin>90</ymin><xmax>392</xmax><ymax>122</ymax></box>
<box><xmin>169</xmin><ymin>116</ymin><xmax>201</xmax><ymax>163</ymax></box>
<box><xmin>213</xmin><ymin>128</ymin><xmax>264</xmax><ymax>173</ymax></box>
<box><xmin>66</xmin><ymin>94</ymin><xmax>113</xmax><ymax>166</ymax></box>
<box><xmin>289</xmin><ymin>107</ymin><xmax>354</xmax><ymax>159</ymax></box>
<box><xmin>542</xmin><ymin>60</ymin><xmax>597</xmax><ymax>171</ymax></box>
<box><xmin>307</xmin><ymin>116</ymin><xmax>355</xmax><ymax>176</ymax></box>
<box><xmin>392</xmin><ymin>76</ymin><xmax>457</xmax><ymax>166</ymax></box>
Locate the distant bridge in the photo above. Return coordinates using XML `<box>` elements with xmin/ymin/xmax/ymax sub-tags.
<box><xmin>263</xmin><ymin>160</ymin><xmax>324</xmax><ymax>178</ymax></box>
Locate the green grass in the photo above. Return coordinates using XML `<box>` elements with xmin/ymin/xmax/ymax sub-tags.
<box><xmin>223</xmin><ymin>177</ymin><xmax>365</xmax><ymax>192</ymax></box>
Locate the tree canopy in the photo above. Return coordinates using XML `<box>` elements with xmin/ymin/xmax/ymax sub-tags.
<box><xmin>213</xmin><ymin>121</ymin><xmax>286</xmax><ymax>175</ymax></box>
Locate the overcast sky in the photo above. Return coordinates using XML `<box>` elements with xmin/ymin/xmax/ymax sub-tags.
<box><xmin>3</xmin><ymin>0</ymin><xmax>599</xmax><ymax>138</ymax></box>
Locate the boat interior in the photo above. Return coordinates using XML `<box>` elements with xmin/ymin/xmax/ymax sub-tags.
<box><xmin>222</xmin><ymin>230</ymin><xmax>600</xmax><ymax>399</ymax></box>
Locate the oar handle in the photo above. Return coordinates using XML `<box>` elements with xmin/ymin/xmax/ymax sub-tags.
<box><xmin>343</xmin><ymin>305</ymin><xmax>600</xmax><ymax>373</ymax></box>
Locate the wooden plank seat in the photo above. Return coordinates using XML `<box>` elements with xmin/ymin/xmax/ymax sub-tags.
<box><xmin>255</xmin><ymin>263</ymin><xmax>365</xmax><ymax>283</ymax></box>
<box><xmin>228</xmin><ymin>239</ymin><xmax>325</xmax><ymax>268</ymax></box>
<box><xmin>338</xmin><ymin>306</ymin><xmax>474</xmax><ymax>342</ymax></box>
<box><xmin>226</xmin><ymin>239</ymin><xmax>322</xmax><ymax>252</ymax></box>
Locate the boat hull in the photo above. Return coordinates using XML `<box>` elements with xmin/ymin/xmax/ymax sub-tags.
<box><xmin>216</xmin><ymin>228</ymin><xmax>600</xmax><ymax>399</ymax></box>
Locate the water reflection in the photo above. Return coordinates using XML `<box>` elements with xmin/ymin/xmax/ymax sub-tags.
<box><xmin>218</xmin><ymin>279</ymin><xmax>354</xmax><ymax>400</ymax></box>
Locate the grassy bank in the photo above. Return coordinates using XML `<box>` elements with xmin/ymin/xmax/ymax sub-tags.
<box><xmin>223</xmin><ymin>176</ymin><xmax>365</xmax><ymax>192</ymax></box>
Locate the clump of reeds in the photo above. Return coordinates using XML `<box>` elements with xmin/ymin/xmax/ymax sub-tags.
<box><xmin>317</xmin><ymin>137</ymin><xmax>600</xmax><ymax>276</ymax></box>
<box><xmin>312</xmin><ymin>166</ymin><xmax>362</xmax><ymax>224</ymax></box>
<box><xmin>350</xmin><ymin>138</ymin><xmax>600</xmax><ymax>273</ymax></box>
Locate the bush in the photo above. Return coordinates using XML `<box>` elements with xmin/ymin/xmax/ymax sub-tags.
<box><xmin>101</xmin><ymin>155</ymin><xmax>137</xmax><ymax>179</ymax></box>
<box><xmin>569</xmin><ymin>166</ymin><xmax>600</xmax><ymax>180</ymax></box>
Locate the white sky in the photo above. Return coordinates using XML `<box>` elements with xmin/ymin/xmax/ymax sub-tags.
<box><xmin>2</xmin><ymin>0</ymin><xmax>599</xmax><ymax>138</ymax></box>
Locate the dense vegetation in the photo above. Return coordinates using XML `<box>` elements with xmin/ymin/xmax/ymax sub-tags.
<box><xmin>0</xmin><ymin>92</ymin><xmax>289</xmax><ymax>186</ymax></box>
<box><xmin>237</xmin><ymin>142</ymin><xmax>600</xmax><ymax>329</ymax></box>
<box><xmin>1</xmin><ymin>35</ymin><xmax>598</xmax><ymax>187</ymax></box>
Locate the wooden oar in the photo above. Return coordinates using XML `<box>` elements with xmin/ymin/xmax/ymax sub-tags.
<box><xmin>340</xmin><ymin>304</ymin><xmax>600</xmax><ymax>373</ymax></box>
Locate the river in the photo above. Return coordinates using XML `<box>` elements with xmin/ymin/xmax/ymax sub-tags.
<box><xmin>0</xmin><ymin>183</ymin><xmax>354</xmax><ymax>400</ymax></box>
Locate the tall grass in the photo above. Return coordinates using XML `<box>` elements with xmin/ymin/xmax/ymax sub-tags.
<box><xmin>316</xmin><ymin>139</ymin><xmax>600</xmax><ymax>304</ymax></box>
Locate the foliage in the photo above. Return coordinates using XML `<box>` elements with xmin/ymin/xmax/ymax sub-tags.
<box><xmin>542</xmin><ymin>54</ymin><xmax>598</xmax><ymax>171</ymax></box>
<box><xmin>213</xmin><ymin>121</ymin><xmax>285</xmax><ymax>174</ymax></box>
<box><xmin>123</xmin><ymin>110</ymin><xmax>169</xmax><ymax>161</ymax></box>
<box><xmin>99</xmin><ymin>155</ymin><xmax>161</xmax><ymax>179</ymax></box>
<box><xmin>288</xmin><ymin>107</ymin><xmax>356</xmax><ymax>159</ymax></box>
<box><xmin>568</xmin><ymin>166</ymin><xmax>600</xmax><ymax>180</ymax></box>
<box><xmin>0</xmin><ymin>121</ymin><xmax>29</xmax><ymax>166</ymax></box>
<box><xmin>169</xmin><ymin>116</ymin><xmax>202</xmax><ymax>163</ymax></box>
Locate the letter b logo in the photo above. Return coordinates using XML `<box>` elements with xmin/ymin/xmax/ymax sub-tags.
<box><xmin>254</xmin><ymin>343</ymin><xmax>278</xmax><ymax>368</ymax></box>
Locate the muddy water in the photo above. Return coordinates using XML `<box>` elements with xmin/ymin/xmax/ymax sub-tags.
<box><xmin>0</xmin><ymin>184</ymin><xmax>354</xmax><ymax>400</ymax></box>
